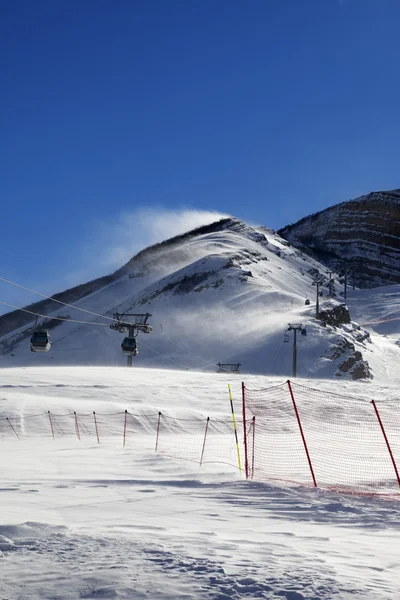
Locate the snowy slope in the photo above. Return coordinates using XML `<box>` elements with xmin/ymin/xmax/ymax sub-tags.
<box><xmin>1</xmin><ymin>366</ymin><xmax>400</xmax><ymax>600</ymax></box>
<box><xmin>1</xmin><ymin>218</ymin><xmax>399</xmax><ymax>384</ymax></box>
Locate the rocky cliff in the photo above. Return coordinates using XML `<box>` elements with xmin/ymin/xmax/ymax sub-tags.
<box><xmin>278</xmin><ymin>189</ymin><xmax>400</xmax><ymax>288</ymax></box>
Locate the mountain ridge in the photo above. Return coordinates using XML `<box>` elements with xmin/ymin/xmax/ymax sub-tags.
<box><xmin>278</xmin><ymin>188</ymin><xmax>400</xmax><ymax>288</ymax></box>
<box><xmin>1</xmin><ymin>215</ymin><xmax>399</xmax><ymax>382</ymax></box>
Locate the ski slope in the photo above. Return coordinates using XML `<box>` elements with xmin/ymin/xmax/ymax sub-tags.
<box><xmin>1</xmin><ymin>366</ymin><xmax>400</xmax><ymax>599</ymax></box>
<box><xmin>1</xmin><ymin>221</ymin><xmax>399</xmax><ymax>384</ymax></box>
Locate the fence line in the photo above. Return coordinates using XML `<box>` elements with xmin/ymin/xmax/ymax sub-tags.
<box><xmin>242</xmin><ymin>380</ymin><xmax>400</xmax><ymax>497</ymax></box>
<box><xmin>1</xmin><ymin>379</ymin><xmax>399</xmax><ymax>497</ymax></box>
<box><xmin>0</xmin><ymin>408</ymin><xmax>242</xmax><ymax>473</ymax></box>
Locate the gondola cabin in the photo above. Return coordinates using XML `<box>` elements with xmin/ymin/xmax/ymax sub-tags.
<box><xmin>305</xmin><ymin>298</ymin><xmax>310</xmax><ymax>305</ymax></box>
<box><xmin>121</xmin><ymin>337</ymin><xmax>138</xmax><ymax>356</ymax></box>
<box><xmin>30</xmin><ymin>330</ymin><xmax>51</xmax><ymax>352</ymax></box>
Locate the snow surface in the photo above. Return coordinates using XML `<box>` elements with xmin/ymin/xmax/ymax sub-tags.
<box><xmin>1</xmin><ymin>366</ymin><xmax>400</xmax><ymax>599</ymax></box>
<box><xmin>1</xmin><ymin>219</ymin><xmax>400</xmax><ymax>597</ymax></box>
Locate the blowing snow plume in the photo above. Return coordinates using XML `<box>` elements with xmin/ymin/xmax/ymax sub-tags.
<box><xmin>65</xmin><ymin>208</ymin><xmax>230</xmax><ymax>286</ymax></box>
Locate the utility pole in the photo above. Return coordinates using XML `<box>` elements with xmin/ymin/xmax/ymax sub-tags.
<box><xmin>312</xmin><ymin>279</ymin><xmax>324</xmax><ymax>319</ymax></box>
<box><xmin>287</xmin><ymin>323</ymin><xmax>305</xmax><ymax>378</ymax></box>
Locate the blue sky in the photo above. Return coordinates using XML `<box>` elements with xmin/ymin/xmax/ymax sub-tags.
<box><xmin>1</xmin><ymin>0</ymin><xmax>399</xmax><ymax>309</ymax></box>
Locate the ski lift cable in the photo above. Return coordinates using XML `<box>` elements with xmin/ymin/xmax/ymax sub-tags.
<box><xmin>360</xmin><ymin>316</ymin><xmax>400</xmax><ymax>326</ymax></box>
<box><xmin>0</xmin><ymin>300</ymin><xmax>110</xmax><ymax>326</ymax></box>
<box><xmin>159</xmin><ymin>330</ymin><xmax>210</xmax><ymax>364</ymax></box>
<box><xmin>139</xmin><ymin>340</ymin><xmax>192</xmax><ymax>370</ymax></box>
<box><xmin>266</xmin><ymin>336</ymin><xmax>285</xmax><ymax>373</ymax></box>
<box><xmin>0</xmin><ymin>276</ymin><xmax>118</xmax><ymax>323</ymax></box>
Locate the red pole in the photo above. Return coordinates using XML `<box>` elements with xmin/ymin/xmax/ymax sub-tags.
<box><xmin>200</xmin><ymin>417</ymin><xmax>210</xmax><ymax>465</ymax></box>
<box><xmin>48</xmin><ymin>411</ymin><xmax>55</xmax><ymax>439</ymax></box>
<box><xmin>287</xmin><ymin>380</ymin><xmax>317</xmax><ymax>488</ymax></box>
<box><xmin>242</xmin><ymin>382</ymin><xmax>249</xmax><ymax>479</ymax></box>
<box><xmin>123</xmin><ymin>410</ymin><xmax>128</xmax><ymax>448</ymax></box>
<box><xmin>155</xmin><ymin>411</ymin><xmax>161</xmax><ymax>452</ymax></box>
<box><xmin>74</xmin><ymin>411</ymin><xmax>80</xmax><ymax>441</ymax></box>
<box><xmin>93</xmin><ymin>411</ymin><xmax>100</xmax><ymax>444</ymax></box>
<box><xmin>372</xmin><ymin>400</ymin><xmax>400</xmax><ymax>489</ymax></box>
<box><xmin>251</xmin><ymin>416</ymin><xmax>255</xmax><ymax>479</ymax></box>
<box><xmin>6</xmin><ymin>418</ymin><xmax>20</xmax><ymax>440</ymax></box>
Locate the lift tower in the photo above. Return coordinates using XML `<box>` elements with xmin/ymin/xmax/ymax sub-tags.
<box><xmin>312</xmin><ymin>279</ymin><xmax>324</xmax><ymax>319</ymax></box>
<box><xmin>110</xmin><ymin>313</ymin><xmax>152</xmax><ymax>367</ymax></box>
<box><xmin>286</xmin><ymin>323</ymin><xmax>307</xmax><ymax>378</ymax></box>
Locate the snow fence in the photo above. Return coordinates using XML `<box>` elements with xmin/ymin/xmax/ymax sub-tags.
<box><xmin>1</xmin><ymin>379</ymin><xmax>399</xmax><ymax>497</ymax></box>
<box><xmin>242</xmin><ymin>380</ymin><xmax>400</xmax><ymax>497</ymax></box>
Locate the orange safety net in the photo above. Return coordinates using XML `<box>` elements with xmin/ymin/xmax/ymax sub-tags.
<box><xmin>243</xmin><ymin>380</ymin><xmax>400</xmax><ymax>496</ymax></box>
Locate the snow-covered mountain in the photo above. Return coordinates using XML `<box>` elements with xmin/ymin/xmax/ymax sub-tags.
<box><xmin>1</xmin><ymin>217</ymin><xmax>399</xmax><ymax>382</ymax></box>
<box><xmin>278</xmin><ymin>188</ymin><xmax>400</xmax><ymax>288</ymax></box>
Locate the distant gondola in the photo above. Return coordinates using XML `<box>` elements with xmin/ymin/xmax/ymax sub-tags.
<box><xmin>30</xmin><ymin>330</ymin><xmax>51</xmax><ymax>352</ymax></box>
<box><xmin>121</xmin><ymin>337</ymin><xmax>138</xmax><ymax>356</ymax></box>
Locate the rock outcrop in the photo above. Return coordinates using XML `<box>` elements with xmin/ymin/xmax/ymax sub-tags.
<box><xmin>278</xmin><ymin>189</ymin><xmax>400</xmax><ymax>288</ymax></box>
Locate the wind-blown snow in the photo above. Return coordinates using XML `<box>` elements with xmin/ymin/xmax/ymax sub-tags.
<box><xmin>1</xmin><ymin>366</ymin><xmax>400</xmax><ymax>599</ymax></box>
<box><xmin>2</xmin><ymin>221</ymin><xmax>399</xmax><ymax>385</ymax></box>
<box><xmin>1</xmin><ymin>219</ymin><xmax>400</xmax><ymax>597</ymax></box>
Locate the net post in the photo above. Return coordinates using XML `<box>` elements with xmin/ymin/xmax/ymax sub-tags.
<box><xmin>6</xmin><ymin>418</ymin><xmax>20</xmax><ymax>440</ymax></box>
<box><xmin>371</xmin><ymin>400</ymin><xmax>400</xmax><ymax>489</ymax></box>
<box><xmin>48</xmin><ymin>411</ymin><xmax>55</xmax><ymax>439</ymax></box>
<box><xmin>93</xmin><ymin>411</ymin><xmax>100</xmax><ymax>444</ymax></box>
<box><xmin>200</xmin><ymin>417</ymin><xmax>210</xmax><ymax>465</ymax></box>
<box><xmin>251</xmin><ymin>416</ymin><xmax>255</xmax><ymax>479</ymax></box>
<box><xmin>287</xmin><ymin>380</ymin><xmax>317</xmax><ymax>488</ymax></box>
<box><xmin>242</xmin><ymin>381</ymin><xmax>249</xmax><ymax>479</ymax></box>
<box><xmin>123</xmin><ymin>410</ymin><xmax>128</xmax><ymax>447</ymax></box>
<box><xmin>155</xmin><ymin>411</ymin><xmax>162</xmax><ymax>452</ymax></box>
<box><xmin>74</xmin><ymin>411</ymin><xmax>80</xmax><ymax>441</ymax></box>
<box><xmin>228</xmin><ymin>384</ymin><xmax>242</xmax><ymax>475</ymax></box>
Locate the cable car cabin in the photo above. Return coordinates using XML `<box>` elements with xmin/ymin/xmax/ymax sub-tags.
<box><xmin>301</xmin><ymin>328</ymin><xmax>307</xmax><ymax>336</ymax></box>
<box><xmin>30</xmin><ymin>331</ymin><xmax>51</xmax><ymax>352</ymax></box>
<box><xmin>121</xmin><ymin>337</ymin><xmax>138</xmax><ymax>356</ymax></box>
<box><xmin>305</xmin><ymin>299</ymin><xmax>310</xmax><ymax>305</ymax></box>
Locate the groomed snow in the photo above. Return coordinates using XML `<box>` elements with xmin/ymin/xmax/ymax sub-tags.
<box><xmin>1</xmin><ymin>366</ymin><xmax>399</xmax><ymax>599</ymax></box>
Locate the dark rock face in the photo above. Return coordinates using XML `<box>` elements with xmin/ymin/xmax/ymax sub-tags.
<box><xmin>337</xmin><ymin>353</ymin><xmax>371</xmax><ymax>380</ymax></box>
<box><xmin>321</xmin><ymin>319</ymin><xmax>373</xmax><ymax>380</ymax></box>
<box><xmin>318</xmin><ymin>304</ymin><xmax>351</xmax><ymax>327</ymax></box>
<box><xmin>278</xmin><ymin>189</ymin><xmax>400</xmax><ymax>288</ymax></box>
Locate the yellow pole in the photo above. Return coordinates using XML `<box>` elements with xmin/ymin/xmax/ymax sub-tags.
<box><xmin>228</xmin><ymin>384</ymin><xmax>242</xmax><ymax>475</ymax></box>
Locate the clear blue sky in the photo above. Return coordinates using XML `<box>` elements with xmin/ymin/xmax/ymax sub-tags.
<box><xmin>1</xmin><ymin>0</ymin><xmax>399</xmax><ymax>308</ymax></box>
